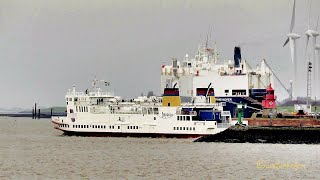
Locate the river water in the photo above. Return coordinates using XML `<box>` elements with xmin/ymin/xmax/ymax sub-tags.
<box><xmin>0</xmin><ymin>117</ymin><xmax>319</xmax><ymax>179</ymax></box>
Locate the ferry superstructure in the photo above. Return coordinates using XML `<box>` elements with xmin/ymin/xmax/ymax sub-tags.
<box><xmin>52</xmin><ymin>82</ymin><xmax>231</xmax><ymax>138</ymax></box>
<box><xmin>161</xmin><ymin>45</ymin><xmax>275</xmax><ymax>118</ymax></box>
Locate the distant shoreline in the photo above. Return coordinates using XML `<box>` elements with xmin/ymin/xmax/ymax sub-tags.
<box><xmin>0</xmin><ymin>113</ymin><xmax>66</xmax><ymax>118</ymax></box>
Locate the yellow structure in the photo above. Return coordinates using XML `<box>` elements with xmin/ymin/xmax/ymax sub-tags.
<box><xmin>162</xmin><ymin>88</ymin><xmax>181</xmax><ymax>107</ymax></box>
<box><xmin>209</xmin><ymin>96</ymin><xmax>216</xmax><ymax>104</ymax></box>
<box><xmin>162</xmin><ymin>96</ymin><xmax>181</xmax><ymax>107</ymax></box>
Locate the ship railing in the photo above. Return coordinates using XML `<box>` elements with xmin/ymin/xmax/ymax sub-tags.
<box><xmin>67</xmin><ymin>91</ymin><xmax>114</xmax><ymax>97</ymax></box>
<box><xmin>90</xmin><ymin>110</ymin><xmax>107</xmax><ymax>114</ymax></box>
<box><xmin>114</xmin><ymin>111</ymin><xmax>141</xmax><ymax>114</ymax></box>
<box><xmin>67</xmin><ymin>92</ymin><xmax>86</xmax><ymax>96</ymax></box>
<box><xmin>221</xmin><ymin>111</ymin><xmax>231</xmax><ymax>116</ymax></box>
<box><xmin>89</xmin><ymin>92</ymin><xmax>114</xmax><ymax>97</ymax></box>
<box><xmin>217</xmin><ymin>123</ymin><xmax>231</xmax><ymax>128</ymax></box>
<box><xmin>90</xmin><ymin>106</ymin><xmax>108</xmax><ymax>114</ymax></box>
<box><xmin>176</xmin><ymin>110</ymin><xmax>197</xmax><ymax>115</ymax></box>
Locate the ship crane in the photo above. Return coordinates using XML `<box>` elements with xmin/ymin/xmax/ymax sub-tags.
<box><xmin>263</xmin><ymin>60</ymin><xmax>307</xmax><ymax>113</ymax></box>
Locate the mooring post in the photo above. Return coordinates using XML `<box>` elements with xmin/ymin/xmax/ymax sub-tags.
<box><xmin>50</xmin><ymin>108</ymin><xmax>53</xmax><ymax>117</ymax></box>
<box><xmin>34</xmin><ymin>103</ymin><xmax>37</xmax><ymax>119</ymax></box>
<box><xmin>32</xmin><ymin>108</ymin><xmax>34</xmax><ymax>119</ymax></box>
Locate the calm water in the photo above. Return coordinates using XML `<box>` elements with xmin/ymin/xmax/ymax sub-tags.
<box><xmin>0</xmin><ymin>117</ymin><xmax>319</xmax><ymax>179</ymax></box>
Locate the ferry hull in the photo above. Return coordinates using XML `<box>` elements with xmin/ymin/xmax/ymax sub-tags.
<box><xmin>61</xmin><ymin>129</ymin><xmax>209</xmax><ymax>138</ymax></box>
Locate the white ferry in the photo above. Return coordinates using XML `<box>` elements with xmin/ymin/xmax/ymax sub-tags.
<box><xmin>52</xmin><ymin>81</ymin><xmax>231</xmax><ymax>138</ymax></box>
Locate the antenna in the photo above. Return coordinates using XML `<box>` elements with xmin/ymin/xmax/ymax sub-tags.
<box><xmin>307</xmin><ymin>60</ymin><xmax>312</xmax><ymax>108</ymax></box>
<box><xmin>205</xmin><ymin>83</ymin><xmax>212</xmax><ymax>98</ymax></box>
<box><xmin>205</xmin><ymin>26</ymin><xmax>212</xmax><ymax>49</ymax></box>
<box><xmin>173</xmin><ymin>83</ymin><xmax>177</xmax><ymax>88</ymax></box>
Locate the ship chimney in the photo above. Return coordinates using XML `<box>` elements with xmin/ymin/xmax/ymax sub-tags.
<box><xmin>234</xmin><ymin>47</ymin><xmax>241</xmax><ymax>68</ymax></box>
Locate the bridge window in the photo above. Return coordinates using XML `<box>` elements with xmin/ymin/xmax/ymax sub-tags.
<box><xmin>153</xmin><ymin>108</ymin><xmax>159</xmax><ymax>114</ymax></box>
<box><xmin>232</xmin><ymin>89</ymin><xmax>246</xmax><ymax>96</ymax></box>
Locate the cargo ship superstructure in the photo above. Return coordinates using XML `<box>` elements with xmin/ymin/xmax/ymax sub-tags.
<box><xmin>161</xmin><ymin>44</ymin><xmax>275</xmax><ymax>118</ymax></box>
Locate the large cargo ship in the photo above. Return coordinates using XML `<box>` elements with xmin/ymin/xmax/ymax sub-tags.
<box><xmin>161</xmin><ymin>44</ymin><xmax>274</xmax><ymax>118</ymax></box>
<box><xmin>52</xmin><ymin>81</ymin><xmax>232</xmax><ymax>138</ymax></box>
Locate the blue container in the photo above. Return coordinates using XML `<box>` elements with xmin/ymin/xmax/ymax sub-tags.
<box><xmin>199</xmin><ymin>110</ymin><xmax>213</xmax><ymax>121</ymax></box>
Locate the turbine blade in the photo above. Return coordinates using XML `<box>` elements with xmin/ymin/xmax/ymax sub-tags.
<box><xmin>289</xmin><ymin>0</ymin><xmax>296</xmax><ymax>32</ymax></box>
<box><xmin>308</xmin><ymin>0</ymin><xmax>312</xmax><ymax>30</ymax></box>
<box><xmin>283</xmin><ymin>38</ymin><xmax>290</xmax><ymax>47</ymax></box>
<box><xmin>316</xmin><ymin>16</ymin><xmax>319</xmax><ymax>31</ymax></box>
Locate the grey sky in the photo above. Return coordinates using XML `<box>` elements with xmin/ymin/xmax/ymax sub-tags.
<box><xmin>0</xmin><ymin>0</ymin><xmax>319</xmax><ymax>108</ymax></box>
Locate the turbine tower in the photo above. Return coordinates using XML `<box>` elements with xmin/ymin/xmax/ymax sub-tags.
<box><xmin>283</xmin><ymin>0</ymin><xmax>300</xmax><ymax>101</ymax></box>
<box><xmin>314</xmin><ymin>17</ymin><xmax>319</xmax><ymax>98</ymax></box>
<box><xmin>305</xmin><ymin>1</ymin><xmax>319</xmax><ymax>99</ymax></box>
<box><xmin>316</xmin><ymin>44</ymin><xmax>320</xmax><ymax>98</ymax></box>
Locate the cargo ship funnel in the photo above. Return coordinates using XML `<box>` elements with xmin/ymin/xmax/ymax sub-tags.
<box><xmin>234</xmin><ymin>47</ymin><xmax>241</xmax><ymax>67</ymax></box>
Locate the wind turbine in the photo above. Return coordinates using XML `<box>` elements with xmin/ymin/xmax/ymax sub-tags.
<box><xmin>305</xmin><ymin>1</ymin><xmax>319</xmax><ymax>99</ymax></box>
<box><xmin>283</xmin><ymin>0</ymin><xmax>300</xmax><ymax>101</ymax></box>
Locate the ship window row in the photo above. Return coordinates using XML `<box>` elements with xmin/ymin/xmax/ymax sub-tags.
<box><xmin>59</xmin><ymin>124</ymin><xmax>69</xmax><ymax>128</ymax></box>
<box><xmin>142</xmin><ymin>108</ymin><xmax>159</xmax><ymax>115</ymax></box>
<box><xmin>73</xmin><ymin>125</ymin><xmax>89</xmax><ymax>128</ymax></box>
<box><xmin>128</xmin><ymin>126</ymin><xmax>139</xmax><ymax>129</ymax></box>
<box><xmin>72</xmin><ymin>125</ymin><xmax>119</xmax><ymax>129</ymax></box>
<box><xmin>76</xmin><ymin>106</ymin><xmax>88</xmax><ymax>112</ymax></box>
<box><xmin>67</xmin><ymin>97</ymin><xmax>88</xmax><ymax>102</ymax></box>
<box><xmin>66</xmin><ymin>97</ymin><xmax>73</xmax><ymax>102</ymax></box>
<box><xmin>232</xmin><ymin>89</ymin><xmax>246</xmax><ymax>96</ymax></box>
<box><xmin>173</xmin><ymin>127</ymin><xmax>195</xmax><ymax>131</ymax></box>
<box><xmin>177</xmin><ymin>116</ymin><xmax>190</xmax><ymax>121</ymax></box>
